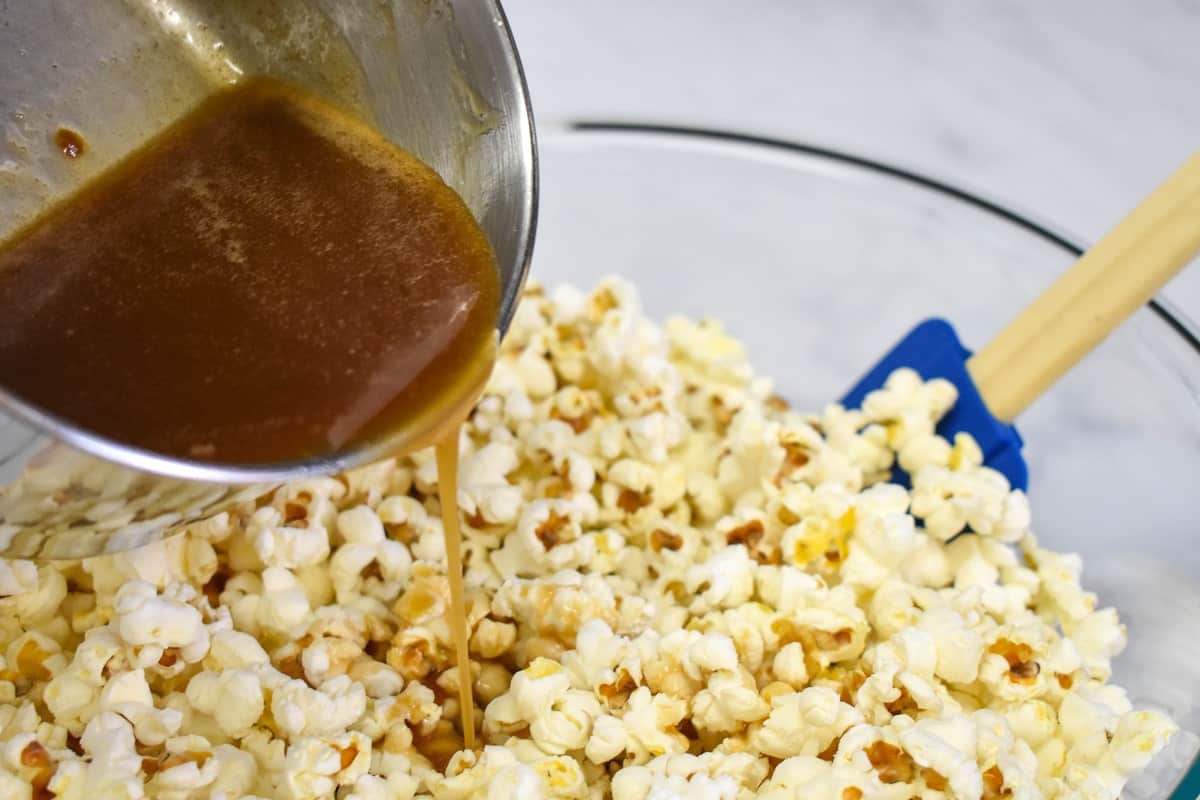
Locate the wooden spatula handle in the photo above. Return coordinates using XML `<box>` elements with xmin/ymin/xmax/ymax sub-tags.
<box><xmin>967</xmin><ymin>151</ymin><xmax>1200</xmax><ymax>423</ymax></box>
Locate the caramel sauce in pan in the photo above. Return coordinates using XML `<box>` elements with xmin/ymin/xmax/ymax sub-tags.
<box><xmin>54</xmin><ymin>128</ymin><xmax>86</xmax><ymax>159</ymax></box>
<box><xmin>0</xmin><ymin>76</ymin><xmax>491</xmax><ymax>759</ymax></box>
<box><xmin>0</xmin><ymin>77</ymin><xmax>498</xmax><ymax>466</ymax></box>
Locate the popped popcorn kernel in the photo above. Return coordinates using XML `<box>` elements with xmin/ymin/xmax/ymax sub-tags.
<box><xmin>0</xmin><ymin>279</ymin><xmax>1178</xmax><ymax>799</ymax></box>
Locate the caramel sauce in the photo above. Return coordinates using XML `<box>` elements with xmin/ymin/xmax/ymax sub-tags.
<box><xmin>436</xmin><ymin>429</ymin><xmax>476</xmax><ymax>750</ymax></box>
<box><xmin>0</xmin><ymin>77</ymin><xmax>496</xmax><ymax>763</ymax></box>
<box><xmin>54</xmin><ymin>128</ymin><xmax>86</xmax><ymax>159</ymax></box>
<box><xmin>0</xmin><ymin>77</ymin><xmax>499</xmax><ymax>466</ymax></box>
<box><xmin>414</xmin><ymin>719</ymin><xmax>468</xmax><ymax>773</ymax></box>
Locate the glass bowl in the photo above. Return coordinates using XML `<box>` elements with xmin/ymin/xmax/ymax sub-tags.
<box><xmin>533</xmin><ymin>122</ymin><xmax>1200</xmax><ymax>798</ymax></box>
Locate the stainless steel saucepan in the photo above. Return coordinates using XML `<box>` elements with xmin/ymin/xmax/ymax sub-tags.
<box><xmin>0</xmin><ymin>0</ymin><xmax>537</xmax><ymax>558</ymax></box>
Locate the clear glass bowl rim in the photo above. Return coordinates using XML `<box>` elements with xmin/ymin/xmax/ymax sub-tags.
<box><xmin>566</xmin><ymin>121</ymin><xmax>1200</xmax><ymax>356</ymax></box>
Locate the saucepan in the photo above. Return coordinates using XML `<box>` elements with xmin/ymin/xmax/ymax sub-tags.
<box><xmin>0</xmin><ymin>0</ymin><xmax>536</xmax><ymax>558</ymax></box>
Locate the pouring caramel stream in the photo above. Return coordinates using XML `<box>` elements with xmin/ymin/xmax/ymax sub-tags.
<box><xmin>436</xmin><ymin>429</ymin><xmax>477</xmax><ymax>750</ymax></box>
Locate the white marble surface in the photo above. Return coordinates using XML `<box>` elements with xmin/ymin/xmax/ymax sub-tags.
<box><xmin>503</xmin><ymin>0</ymin><xmax>1200</xmax><ymax>322</ymax></box>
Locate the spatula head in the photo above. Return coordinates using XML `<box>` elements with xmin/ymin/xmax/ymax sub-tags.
<box><xmin>842</xmin><ymin>318</ymin><xmax>1028</xmax><ymax>491</ymax></box>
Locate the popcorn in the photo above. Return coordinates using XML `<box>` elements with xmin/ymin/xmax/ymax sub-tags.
<box><xmin>0</xmin><ymin>560</ymin><xmax>38</xmax><ymax>597</ymax></box>
<box><xmin>610</xmin><ymin>687</ymin><xmax>689</xmax><ymax>764</ymax></box>
<box><xmin>185</xmin><ymin>667</ymin><xmax>265</xmax><ymax>737</ymax></box>
<box><xmin>283</xmin><ymin>731</ymin><xmax>371</xmax><ymax>799</ymax></box>
<box><xmin>48</xmin><ymin>712</ymin><xmax>144</xmax><ymax>799</ymax></box>
<box><xmin>97</xmin><ymin>668</ymin><xmax>182</xmax><ymax>744</ymax></box>
<box><xmin>917</xmin><ymin>606</ymin><xmax>984</xmax><ymax>685</ymax></box>
<box><xmin>5</xmin><ymin>566</ymin><xmax>67</xmax><ymax>626</ymax></box>
<box><xmin>456</xmin><ymin>443</ymin><xmax>524</xmax><ymax>526</ymax></box>
<box><xmin>771</xmin><ymin>642</ymin><xmax>809</xmax><ymax>688</ymax></box>
<box><xmin>432</xmin><ymin>745</ymin><xmax>590</xmax><ymax>800</ymax></box>
<box><xmin>113</xmin><ymin>581</ymin><xmax>208</xmax><ymax>664</ymax></box>
<box><xmin>340</xmin><ymin>461</ymin><xmax>405</xmax><ymax>509</ymax></box>
<box><xmin>257</xmin><ymin>567</ymin><xmax>312</xmax><ymax>638</ymax></box>
<box><xmin>684</xmin><ymin>546</ymin><xmax>756</xmax><ymax>611</ymax></box>
<box><xmin>85</xmin><ymin>536</ymin><xmax>220</xmax><ymax>607</ymax></box>
<box><xmin>484</xmin><ymin>656</ymin><xmax>601</xmax><ymax>755</ymax></box>
<box><xmin>271</xmin><ymin>675</ymin><xmax>367</xmax><ymax>739</ymax></box>
<box><xmin>757</xmin><ymin>755</ymin><xmax>907</xmax><ymax>800</ymax></box>
<box><xmin>691</xmin><ymin>667</ymin><xmax>770</xmax><ymax>732</ymax></box>
<box><xmin>430</xmin><ymin>746</ymin><xmax>538</xmax><ymax>799</ymax></box>
<box><xmin>5</xmin><ymin>631</ymin><xmax>68</xmax><ymax>685</ymax></box>
<box><xmin>860</xmin><ymin>368</ymin><xmax>956</xmax><ymax>448</ymax></box>
<box><xmin>1106</xmin><ymin>709</ymin><xmax>1178</xmax><ymax>776</ymax></box>
<box><xmin>898</xmin><ymin>715</ymin><xmax>984</xmax><ymax>799</ymax></box>
<box><xmin>252</xmin><ymin>516</ymin><xmax>331</xmax><ymax>572</ymax></box>
<box><xmin>855</xmin><ymin>628</ymin><xmax>949</xmax><ymax>723</ymax></box>
<box><xmin>750</xmin><ymin>686</ymin><xmax>864</xmax><ymax>759</ymax></box>
<box><xmin>202</xmin><ymin>743</ymin><xmax>259</xmax><ymax>798</ymax></box>
<box><xmin>910</xmin><ymin>464</ymin><xmax>1029</xmax><ymax>543</ymax></box>
<box><xmin>491</xmin><ymin>571</ymin><xmax>627</xmax><ymax>649</ymax></box>
<box><xmin>1063</xmin><ymin>607</ymin><xmax>1126</xmax><ymax>681</ymax></box>
<box><xmin>531</xmin><ymin>689</ymin><xmax>601</xmax><ymax>755</ymax></box>
<box><xmin>329</xmin><ymin>508</ymin><xmax>414</xmax><ymax>605</ymax></box>
<box><xmin>585</xmin><ymin>714</ymin><xmax>627</xmax><ymax>764</ymax></box>
<box><xmin>492</xmin><ymin>500</ymin><xmax>595</xmax><ymax>578</ymax></box>
<box><xmin>145</xmin><ymin>735</ymin><xmax>225</xmax><ymax>799</ymax></box>
<box><xmin>0</xmin><ymin>279</ymin><xmax>1177</xmax><ymax>799</ymax></box>
<box><xmin>610</xmin><ymin>759</ymin><xmax>740</xmax><ymax>800</ymax></box>
<box><xmin>44</xmin><ymin>632</ymin><xmax>124</xmax><ymax>733</ymax></box>
<box><xmin>206</xmin><ymin>628</ymin><xmax>270</xmax><ymax>669</ymax></box>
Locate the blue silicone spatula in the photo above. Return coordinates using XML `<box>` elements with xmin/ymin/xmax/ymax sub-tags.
<box><xmin>843</xmin><ymin>151</ymin><xmax>1200</xmax><ymax>491</ymax></box>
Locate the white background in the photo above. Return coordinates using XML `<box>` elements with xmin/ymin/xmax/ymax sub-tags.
<box><xmin>503</xmin><ymin>0</ymin><xmax>1200</xmax><ymax>321</ymax></box>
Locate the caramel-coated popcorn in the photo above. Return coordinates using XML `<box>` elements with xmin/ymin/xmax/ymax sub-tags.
<box><xmin>0</xmin><ymin>278</ymin><xmax>1180</xmax><ymax>799</ymax></box>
